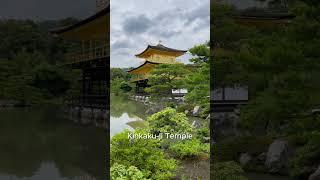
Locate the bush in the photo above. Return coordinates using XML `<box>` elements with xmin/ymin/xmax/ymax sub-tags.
<box><xmin>290</xmin><ymin>131</ymin><xmax>320</xmax><ymax>178</ymax></box>
<box><xmin>111</xmin><ymin>163</ymin><xmax>149</xmax><ymax>180</ymax></box>
<box><xmin>111</xmin><ymin>129</ymin><xmax>178</xmax><ymax>180</ymax></box>
<box><xmin>176</xmin><ymin>103</ymin><xmax>193</xmax><ymax>113</ymax></box>
<box><xmin>147</xmin><ymin>108</ymin><xmax>193</xmax><ymax>134</ymax></box>
<box><xmin>213</xmin><ymin>136</ymin><xmax>273</xmax><ymax>162</ymax></box>
<box><xmin>195</xmin><ymin>127</ymin><xmax>210</xmax><ymax>139</ymax></box>
<box><xmin>169</xmin><ymin>139</ymin><xmax>209</xmax><ymax>159</ymax></box>
<box><xmin>120</xmin><ymin>81</ymin><xmax>132</xmax><ymax>92</ymax></box>
<box><xmin>212</xmin><ymin>161</ymin><xmax>248</xmax><ymax>180</ymax></box>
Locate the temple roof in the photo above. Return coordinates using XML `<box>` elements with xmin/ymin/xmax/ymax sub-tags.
<box><xmin>51</xmin><ymin>6</ymin><xmax>109</xmax><ymax>40</ymax></box>
<box><xmin>135</xmin><ymin>44</ymin><xmax>187</xmax><ymax>58</ymax></box>
<box><xmin>128</xmin><ymin>61</ymin><xmax>158</xmax><ymax>75</ymax></box>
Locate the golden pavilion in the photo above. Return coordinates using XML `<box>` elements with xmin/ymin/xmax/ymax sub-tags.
<box><xmin>128</xmin><ymin>43</ymin><xmax>187</xmax><ymax>94</ymax></box>
<box><xmin>52</xmin><ymin>0</ymin><xmax>109</xmax><ymax>109</ymax></box>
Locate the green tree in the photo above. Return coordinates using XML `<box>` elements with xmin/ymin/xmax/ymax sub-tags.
<box><xmin>185</xmin><ymin>43</ymin><xmax>210</xmax><ymax>111</ymax></box>
<box><xmin>146</xmin><ymin>64</ymin><xmax>189</xmax><ymax>102</ymax></box>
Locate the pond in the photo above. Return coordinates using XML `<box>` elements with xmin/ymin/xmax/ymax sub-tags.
<box><xmin>110</xmin><ymin>95</ymin><xmax>148</xmax><ymax>137</ymax></box>
<box><xmin>0</xmin><ymin>106</ymin><xmax>106</xmax><ymax>180</ymax></box>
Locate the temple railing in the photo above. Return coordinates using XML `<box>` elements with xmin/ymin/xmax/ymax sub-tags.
<box><xmin>65</xmin><ymin>44</ymin><xmax>109</xmax><ymax>64</ymax></box>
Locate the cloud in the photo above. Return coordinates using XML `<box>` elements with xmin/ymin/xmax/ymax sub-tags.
<box><xmin>122</xmin><ymin>14</ymin><xmax>153</xmax><ymax>34</ymax></box>
<box><xmin>111</xmin><ymin>0</ymin><xmax>210</xmax><ymax>68</ymax></box>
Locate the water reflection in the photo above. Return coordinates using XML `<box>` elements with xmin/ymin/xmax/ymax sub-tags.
<box><xmin>0</xmin><ymin>107</ymin><xmax>106</xmax><ymax>180</ymax></box>
<box><xmin>110</xmin><ymin>96</ymin><xmax>148</xmax><ymax>137</ymax></box>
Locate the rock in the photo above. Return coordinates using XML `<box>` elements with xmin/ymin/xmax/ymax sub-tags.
<box><xmin>265</xmin><ymin>139</ymin><xmax>290</xmax><ymax>173</ymax></box>
<box><xmin>192</xmin><ymin>120</ymin><xmax>201</xmax><ymax>128</ymax></box>
<box><xmin>239</xmin><ymin>153</ymin><xmax>252</xmax><ymax>166</ymax></box>
<box><xmin>257</xmin><ymin>152</ymin><xmax>267</xmax><ymax>162</ymax></box>
<box><xmin>206</xmin><ymin>114</ymin><xmax>211</xmax><ymax>121</ymax></box>
<box><xmin>309</xmin><ymin>165</ymin><xmax>320</xmax><ymax>180</ymax></box>
<box><xmin>192</xmin><ymin>106</ymin><xmax>201</xmax><ymax>116</ymax></box>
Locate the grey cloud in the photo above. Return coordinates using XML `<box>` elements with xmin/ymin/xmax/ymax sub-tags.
<box><xmin>149</xmin><ymin>29</ymin><xmax>181</xmax><ymax>38</ymax></box>
<box><xmin>185</xmin><ymin>2</ymin><xmax>210</xmax><ymax>25</ymax></box>
<box><xmin>112</xmin><ymin>40</ymin><xmax>134</xmax><ymax>49</ymax></box>
<box><xmin>122</xmin><ymin>14</ymin><xmax>153</xmax><ymax>34</ymax></box>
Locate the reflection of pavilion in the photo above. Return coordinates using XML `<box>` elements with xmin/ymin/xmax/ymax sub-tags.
<box><xmin>52</xmin><ymin>0</ymin><xmax>109</xmax><ymax>110</ymax></box>
<box><xmin>212</xmin><ymin>8</ymin><xmax>295</xmax><ymax>112</ymax></box>
<box><xmin>128</xmin><ymin>43</ymin><xmax>187</xmax><ymax>94</ymax></box>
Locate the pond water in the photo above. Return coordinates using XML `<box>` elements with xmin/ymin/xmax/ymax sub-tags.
<box><xmin>110</xmin><ymin>95</ymin><xmax>148</xmax><ymax>137</ymax></box>
<box><xmin>0</xmin><ymin>107</ymin><xmax>106</xmax><ymax>180</ymax></box>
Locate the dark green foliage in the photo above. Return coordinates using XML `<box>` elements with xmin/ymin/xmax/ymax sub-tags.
<box><xmin>119</xmin><ymin>81</ymin><xmax>132</xmax><ymax>92</ymax></box>
<box><xmin>0</xmin><ymin>19</ymin><xmax>75</xmax><ymax>104</ymax></box>
<box><xmin>111</xmin><ymin>68</ymin><xmax>133</xmax><ymax>95</ymax></box>
<box><xmin>195</xmin><ymin>127</ymin><xmax>210</xmax><ymax>140</ymax></box>
<box><xmin>32</xmin><ymin>63</ymin><xmax>70</xmax><ymax>96</ymax></box>
<box><xmin>212</xmin><ymin>161</ymin><xmax>248</xmax><ymax>180</ymax></box>
<box><xmin>146</xmin><ymin>64</ymin><xmax>189</xmax><ymax>101</ymax></box>
<box><xmin>213</xmin><ymin>136</ymin><xmax>273</xmax><ymax>162</ymax></box>
<box><xmin>290</xmin><ymin>131</ymin><xmax>320</xmax><ymax>178</ymax></box>
<box><xmin>111</xmin><ymin>68</ymin><xmax>131</xmax><ymax>81</ymax></box>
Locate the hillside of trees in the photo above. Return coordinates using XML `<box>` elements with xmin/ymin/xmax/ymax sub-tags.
<box><xmin>0</xmin><ymin>19</ymin><xmax>79</xmax><ymax>105</ymax></box>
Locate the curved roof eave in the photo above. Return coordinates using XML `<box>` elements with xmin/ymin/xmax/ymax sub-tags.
<box><xmin>135</xmin><ymin>44</ymin><xmax>187</xmax><ymax>57</ymax></box>
<box><xmin>127</xmin><ymin>61</ymin><xmax>159</xmax><ymax>73</ymax></box>
<box><xmin>50</xmin><ymin>6</ymin><xmax>110</xmax><ymax>35</ymax></box>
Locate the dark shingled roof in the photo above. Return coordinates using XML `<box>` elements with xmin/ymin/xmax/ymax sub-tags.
<box><xmin>50</xmin><ymin>5</ymin><xmax>109</xmax><ymax>34</ymax></box>
<box><xmin>135</xmin><ymin>44</ymin><xmax>187</xmax><ymax>57</ymax></box>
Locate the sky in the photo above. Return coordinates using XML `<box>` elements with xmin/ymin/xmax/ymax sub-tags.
<box><xmin>0</xmin><ymin>0</ymin><xmax>95</xmax><ymax>20</ymax></box>
<box><xmin>110</xmin><ymin>0</ymin><xmax>210</xmax><ymax>68</ymax></box>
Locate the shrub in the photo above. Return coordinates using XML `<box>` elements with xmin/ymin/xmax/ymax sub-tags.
<box><xmin>147</xmin><ymin>108</ymin><xmax>193</xmax><ymax>134</ymax></box>
<box><xmin>212</xmin><ymin>161</ymin><xmax>248</xmax><ymax>180</ymax></box>
<box><xmin>195</xmin><ymin>127</ymin><xmax>210</xmax><ymax>139</ymax></box>
<box><xmin>290</xmin><ymin>131</ymin><xmax>320</xmax><ymax>178</ymax></box>
<box><xmin>111</xmin><ymin>163</ymin><xmax>149</xmax><ymax>180</ymax></box>
<box><xmin>213</xmin><ymin>136</ymin><xmax>273</xmax><ymax>161</ymax></box>
<box><xmin>111</xmin><ymin>129</ymin><xmax>178</xmax><ymax>180</ymax></box>
<box><xmin>169</xmin><ymin>139</ymin><xmax>209</xmax><ymax>159</ymax></box>
<box><xmin>120</xmin><ymin>81</ymin><xmax>132</xmax><ymax>92</ymax></box>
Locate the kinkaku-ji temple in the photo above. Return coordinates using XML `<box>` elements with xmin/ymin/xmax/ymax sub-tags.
<box><xmin>52</xmin><ymin>0</ymin><xmax>109</xmax><ymax>126</ymax></box>
<box><xmin>212</xmin><ymin>8</ymin><xmax>295</xmax><ymax>112</ymax></box>
<box><xmin>128</xmin><ymin>43</ymin><xmax>187</xmax><ymax>95</ymax></box>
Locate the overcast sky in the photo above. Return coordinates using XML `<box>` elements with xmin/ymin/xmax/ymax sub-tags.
<box><xmin>0</xmin><ymin>0</ymin><xmax>95</xmax><ymax>20</ymax></box>
<box><xmin>110</xmin><ymin>0</ymin><xmax>210</xmax><ymax>68</ymax></box>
